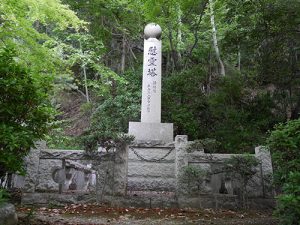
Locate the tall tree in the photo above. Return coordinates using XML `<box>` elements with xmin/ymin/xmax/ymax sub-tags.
<box><xmin>0</xmin><ymin>0</ymin><xmax>86</xmax><ymax>181</ymax></box>
<box><xmin>208</xmin><ymin>0</ymin><xmax>225</xmax><ymax>76</ymax></box>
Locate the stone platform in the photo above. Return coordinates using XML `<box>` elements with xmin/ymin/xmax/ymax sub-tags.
<box><xmin>128</xmin><ymin>122</ymin><xmax>173</xmax><ymax>142</ymax></box>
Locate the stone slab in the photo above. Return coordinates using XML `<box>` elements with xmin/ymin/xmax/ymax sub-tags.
<box><xmin>128</xmin><ymin>161</ymin><xmax>175</xmax><ymax>178</ymax></box>
<box><xmin>128</xmin><ymin>122</ymin><xmax>173</xmax><ymax>142</ymax></box>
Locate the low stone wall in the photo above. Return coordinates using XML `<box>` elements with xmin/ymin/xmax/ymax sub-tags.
<box><xmin>20</xmin><ymin>138</ymin><xmax>275</xmax><ymax>209</ymax></box>
<box><xmin>21</xmin><ymin>143</ymin><xmax>129</xmax><ymax>205</ymax></box>
<box><xmin>174</xmin><ymin>135</ymin><xmax>274</xmax><ymax>207</ymax></box>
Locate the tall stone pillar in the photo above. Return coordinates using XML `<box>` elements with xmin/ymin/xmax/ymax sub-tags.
<box><xmin>128</xmin><ymin>23</ymin><xmax>173</xmax><ymax>142</ymax></box>
<box><xmin>141</xmin><ymin>24</ymin><xmax>162</xmax><ymax>123</ymax></box>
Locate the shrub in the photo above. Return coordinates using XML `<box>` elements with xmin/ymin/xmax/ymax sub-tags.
<box><xmin>276</xmin><ymin>172</ymin><xmax>300</xmax><ymax>225</ymax></box>
<box><xmin>0</xmin><ymin>48</ymin><xmax>53</xmax><ymax>183</ymax></box>
<box><xmin>224</xmin><ymin>155</ymin><xmax>259</xmax><ymax>208</ymax></box>
<box><xmin>267</xmin><ymin>119</ymin><xmax>300</xmax><ymax>224</ymax></box>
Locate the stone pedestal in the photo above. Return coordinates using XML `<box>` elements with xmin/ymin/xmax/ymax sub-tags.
<box><xmin>128</xmin><ymin>122</ymin><xmax>173</xmax><ymax>142</ymax></box>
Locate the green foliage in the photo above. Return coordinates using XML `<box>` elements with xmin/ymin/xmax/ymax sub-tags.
<box><xmin>81</xmin><ymin>93</ymin><xmax>139</xmax><ymax>152</ymax></box>
<box><xmin>180</xmin><ymin>165</ymin><xmax>207</xmax><ymax>194</ymax></box>
<box><xmin>162</xmin><ymin>66</ymin><xmax>209</xmax><ymax>139</ymax></box>
<box><xmin>0</xmin><ymin>188</ymin><xmax>10</xmax><ymax>206</ymax></box>
<box><xmin>224</xmin><ymin>154</ymin><xmax>259</xmax><ymax>208</ymax></box>
<box><xmin>186</xmin><ymin>138</ymin><xmax>221</xmax><ymax>153</ymax></box>
<box><xmin>44</xmin><ymin>122</ymin><xmax>82</xmax><ymax>150</ymax></box>
<box><xmin>164</xmin><ymin>69</ymin><xmax>282</xmax><ymax>153</ymax></box>
<box><xmin>224</xmin><ymin>155</ymin><xmax>259</xmax><ymax>182</ymax></box>
<box><xmin>208</xmin><ymin>75</ymin><xmax>282</xmax><ymax>152</ymax></box>
<box><xmin>275</xmin><ymin>172</ymin><xmax>300</xmax><ymax>225</ymax></box>
<box><xmin>267</xmin><ymin>119</ymin><xmax>300</xmax><ymax>224</ymax></box>
<box><xmin>0</xmin><ymin>48</ymin><xmax>53</xmax><ymax>177</ymax></box>
<box><xmin>0</xmin><ymin>0</ymin><xmax>86</xmax><ymax>76</ymax></box>
<box><xmin>267</xmin><ymin>119</ymin><xmax>300</xmax><ymax>185</ymax></box>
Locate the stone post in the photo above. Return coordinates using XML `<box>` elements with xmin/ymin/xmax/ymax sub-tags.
<box><xmin>23</xmin><ymin>141</ymin><xmax>46</xmax><ymax>193</ymax></box>
<box><xmin>112</xmin><ymin>144</ymin><xmax>129</xmax><ymax>196</ymax></box>
<box><xmin>128</xmin><ymin>23</ymin><xmax>173</xmax><ymax>142</ymax></box>
<box><xmin>175</xmin><ymin>135</ymin><xmax>188</xmax><ymax>195</ymax></box>
<box><xmin>255</xmin><ymin>146</ymin><xmax>274</xmax><ymax>197</ymax></box>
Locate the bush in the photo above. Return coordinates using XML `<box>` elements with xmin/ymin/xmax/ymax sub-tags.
<box><xmin>0</xmin><ymin>188</ymin><xmax>10</xmax><ymax>206</ymax></box>
<box><xmin>267</xmin><ymin>119</ymin><xmax>300</xmax><ymax>224</ymax></box>
<box><xmin>276</xmin><ymin>172</ymin><xmax>300</xmax><ymax>225</ymax></box>
<box><xmin>267</xmin><ymin>119</ymin><xmax>300</xmax><ymax>185</ymax></box>
<box><xmin>81</xmin><ymin>93</ymin><xmax>139</xmax><ymax>152</ymax></box>
<box><xmin>0</xmin><ymin>48</ymin><xmax>53</xmax><ymax>182</ymax></box>
<box><xmin>224</xmin><ymin>155</ymin><xmax>259</xmax><ymax>208</ymax></box>
<box><xmin>180</xmin><ymin>165</ymin><xmax>207</xmax><ymax>195</ymax></box>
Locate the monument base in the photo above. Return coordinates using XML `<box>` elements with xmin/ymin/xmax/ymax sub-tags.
<box><xmin>128</xmin><ymin>122</ymin><xmax>173</xmax><ymax>142</ymax></box>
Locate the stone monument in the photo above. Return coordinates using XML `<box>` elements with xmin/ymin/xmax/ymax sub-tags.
<box><xmin>128</xmin><ymin>23</ymin><xmax>173</xmax><ymax>142</ymax></box>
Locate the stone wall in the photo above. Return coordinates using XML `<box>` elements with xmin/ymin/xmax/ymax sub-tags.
<box><xmin>21</xmin><ymin>144</ymin><xmax>129</xmax><ymax>205</ymax></box>
<box><xmin>174</xmin><ymin>135</ymin><xmax>274</xmax><ymax>205</ymax></box>
<box><xmin>20</xmin><ymin>138</ymin><xmax>274</xmax><ymax>209</ymax></box>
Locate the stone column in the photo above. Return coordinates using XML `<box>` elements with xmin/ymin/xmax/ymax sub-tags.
<box><xmin>141</xmin><ymin>23</ymin><xmax>162</xmax><ymax>123</ymax></box>
<box><xmin>128</xmin><ymin>23</ymin><xmax>173</xmax><ymax>142</ymax></box>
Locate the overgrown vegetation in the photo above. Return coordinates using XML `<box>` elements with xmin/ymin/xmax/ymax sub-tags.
<box><xmin>223</xmin><ymin>155</ymin><xmax>259</xmax><ymax>208</ymax></box>
<box><xmin>0</xmin><ymin>0</ymin><xmax>86</xmax><ymax>188</ymax></box>
<box><xmin>180</xmin><ymin>165</ymin><xmax>208</xmax><ymax>195</ymax></box>
<box><xmin>0</xmin><ymin>188</ymin><xmax>10</xmax><ymax>206</ymax></box>
<box><xmin>267</xmin><ymin>119</ymin><xmax>300</xmax><ymax>224</ymax></box>
<box><xmin>0</xmin><ymin>48</ymin><xmax>53</xmax><ymax>182</ymax></box>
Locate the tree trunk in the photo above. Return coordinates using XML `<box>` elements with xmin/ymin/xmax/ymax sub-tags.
<box><xmin>120</xmin><ymin>34</ymin><xmax>126</xmax><ymax>74</ymax></box>
<box><xmin>168</xmin><ymin>28</ymin><xmax>177</xmax><ymax>71</ymax></box>
<box><xmin>80</xmin><ymin>41</ymin><xmax>90</xmax><ymax>103</ymax></box>
<box><xmin>176</xmin><ymin>3</ymin><xmax>183</xmax><ymax>67</ymax></box>
<box><xmin>237</xmin><ymin>44</ymin><xmax>241</xmax><ymax>71</ymax></box>
<box><xmin>207</xmin><ymin>51</ymin><xmax>212</xmax><ymax>94</ymax></box>
<box><xmin>209</xmin><ymin>0</ymin><xmax>225</xmax><ymax>76</ymax></box>
<box><xmin>82</xmin><ymin>64</ymin><xmax>90</xmax><ymax>103</ymax></box>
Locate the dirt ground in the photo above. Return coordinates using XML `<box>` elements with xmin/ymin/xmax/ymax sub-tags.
<box><xmin>17</xmin><ymin>204</ymin><xmax>279</xmax><ymax>225</ymax></box>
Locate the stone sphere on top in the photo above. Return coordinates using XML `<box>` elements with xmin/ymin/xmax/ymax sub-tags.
<box><xmin>144</xmin><ymin>23</ymin><xmax>162</xmax><ymax>39</ymax></box>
